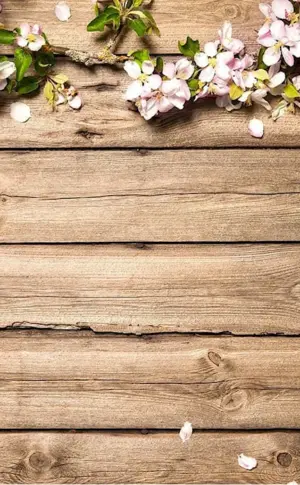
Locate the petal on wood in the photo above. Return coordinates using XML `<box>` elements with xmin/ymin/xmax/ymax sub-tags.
<box><xmin>55</xmin><ymin>1</ymin><xmax>71</xmax><ymax>21</ymax></box>
<box><xmin>238</xmin><ymin>453</ymin><xmax>257</xmax><ymax>470</ymax></box>
<box><xmin>10</xmin><ymin>102</ymin><xmax>31</xmax><ymax>123</ymax></box>
<box><xmin>179</xmin><ymin>421</ymin><xmax>193</xmax><ymax>443</ymax></box>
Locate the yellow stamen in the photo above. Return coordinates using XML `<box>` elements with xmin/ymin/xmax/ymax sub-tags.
<box><xmin>208</xmin><ymin>58</ymin><xmax>217</xmax><ymax>68</ymax></box>
<box><xmin>27</xmin><ymin>33</ymin><xmax>36</xmax><ymax>42</ymax></box>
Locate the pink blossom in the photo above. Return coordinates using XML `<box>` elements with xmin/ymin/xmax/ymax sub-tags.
<box><xmin>163</xmin><ymin>58</ymin><xmax>194</xmax><ymax>81</ymax></box>
<box><xmin>124</xmin><ymin>60</ymin><xmax>162</xmax><ymax>101</ymax></box>
<box><xmin>258</xmin><ymin>20</ymin><xmax>300</xmax><ymax>66</ymax></box>
<box><xmin>17</xmin><ymin>23</ymin><xmax>45</xmax><ymax>51</ymax></box>
<box><xmin>219</xmin><ymin>22</ymin><xmax>244</xmax><ymax>54</ymax></box>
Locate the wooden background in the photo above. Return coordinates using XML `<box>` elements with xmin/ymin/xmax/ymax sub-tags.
<box><xmin>1</xmin><ymin>0</ymin><xmax>300</xmax><ymax>483</ymax></box>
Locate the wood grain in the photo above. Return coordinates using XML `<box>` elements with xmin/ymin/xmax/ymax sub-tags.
<box><xmin>1</xmin><ymin>244</ymin><xmax>300</xmax><ymax>334</ymax></box>
<box><xmin>2</xmin><ymin>149</ymin><xmax>300</xmax><ymax>242</ymax></box>
<box><xmin>0</xmin><ymin>430</ymin><xmax>299</xmax><ymax>483</ymax></box>
<box><xmin>1</xmin><ymin>0</ymin><xmax>262</xmax><ymax>54</ymax></box>
<box><xmin>1</xmin><ymin>61</ymin><xmax>300</xmax><ymax>148</ymax></box>
<box><xmin>1</xmin><ymin>331</ymin><xmax>300</xmax><ymax>429</ymax></box>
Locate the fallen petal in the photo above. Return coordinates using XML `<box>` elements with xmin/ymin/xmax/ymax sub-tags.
<box><xmin>55</xmin><ymin>1</ymin><xmax>71</xmax><ymax>21</ymax></box>
<box><xmin>69</xmin><ymin>94</ymin><xmax>82</xmax><ymax>110</ymax></box>
<box><xmin>10</xmin><ymin>102</ymin><xmax>31</xmax><ymax>123</ymax></box>
<box><xmin>248</xmin><ymin>118</ymin><xmax>264</xmax><ymax>139</ymax></box>
<box><xmin>179</xmin><ymin>422</ymin><xmax>193</xmax><ymax>443</ymax></box>
<box><xmin>238</xmin><ymin>453</ymin><xmax>258</xmax><ymax>470</ymax></box>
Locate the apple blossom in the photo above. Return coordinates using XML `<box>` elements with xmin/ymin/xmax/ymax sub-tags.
<box><xmin>17</xmin><ymin>23</ymin><xmax>45</xmax><ymax>51</ymax></box>
<box><xmin>57</xmin><ymin>86</ymin><xmax>82</xmax><ymax>109</ymax></box>
<box><xmin>124</xmin><ymin>60</ymin><xmax>162</xmax><ymax>101</ymax></box>
<box><xmin>219</xmin><ymin>21</ymin><xmax>244</xmax><ymax>54</ymax></box>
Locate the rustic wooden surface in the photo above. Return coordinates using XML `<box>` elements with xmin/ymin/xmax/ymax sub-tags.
<box><xmin>2</xmin><ymin>150</ymin><xmax>300</xmax><ymax>242</ymax></box>
<box><xmin>1</xmin><ymin>331</ymin><xmax>300</xmax><ymax>429</ymax></box>
<box><xmin>1</xmin><ymin>244</ymin><xmax>300</xmax><ymax>334</ymax></box>
<box><xmin>1</xmin><ymin>0</ymin><xmax>300</xmax><ymax>483</ymax></box>
<box><xmin>0</xmin><ymin>431</ymin><xmax>299</xmax><ymax>483</ymax></box>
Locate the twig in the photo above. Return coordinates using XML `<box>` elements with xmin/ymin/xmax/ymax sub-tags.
<box><xmin>50</xmin><ymin>44</ymin><xmax>129</xmax><ymax>66</ymax></box>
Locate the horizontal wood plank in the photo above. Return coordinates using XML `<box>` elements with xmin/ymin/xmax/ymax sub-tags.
<box><xmin>2</xmin><ymin>149</ymin><xmax>300</xmax><ymax>242</ymax></box>
<box><xmin>1</xmin><ymin>61</ymin><xmax>300</xmax><ymax>148</ymax></box>
<box><xmin>0</xmin><ymin>430</ymin><xmax>299</xmax><ymax>483</ymax></box>
<box><xmin>2</xmin><ymin>0</ymin><xmax>262</xmax><ymax>54</ymax></box>
<box><xmin>1</xmin><ymin>331</ymin><xmax>300</xmax><ymax>429</ymax></box>
<box><xmin>1</xmin><ymin>244</ymin><xmax>300</xmax><ymax>334</ymax></box>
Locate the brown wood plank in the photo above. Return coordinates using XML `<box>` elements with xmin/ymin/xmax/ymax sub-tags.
<box><xmin>2</xmin><ymin>149</ymin><xmax>300</xmax><ymax>242</ymax></box>
<box><xmin>1</xmin><ymin>61</ymin><xmax>300</xmax><ymax>148</ymax></box>
<box><xmin>0</xmin><ymin>430</ymin><xmax>299</xmax><ymax>483</ymax></box>
<box><xmin>1</xmin><ymin>0</ymin><xmax>262</xmax><ymax>54</ymax></box>
<box><xmin>1</xmin><ymin>244</ymin><xmax>300</xmax><ymax>334</ymax></box>
<box><xmin>1</xmin><ymin>331</ymin><xmax>300</xmax><ymax>429</ymax></box>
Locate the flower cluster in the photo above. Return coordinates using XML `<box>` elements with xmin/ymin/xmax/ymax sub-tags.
<box><xmin>124</xmin><ymin>0</ymin><xmax>300</xmax><ymax>136</ymax></box>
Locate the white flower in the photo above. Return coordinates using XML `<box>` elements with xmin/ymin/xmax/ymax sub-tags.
<box><xmin>17</xmin><ymin>23</ymin><xmax>45</xmax><ymax>52</ymax></box>
<box><xmin>179</xmin><ymin>421</ymin><xmax>193</xmax><ymax>443</ymax></box>
<box><xmin>10</xmin><ymin>102</ymin><xmax>31</xmax><ymax>123</ymax></box>
<box><xmin>55</xmin><ymin>1</ymin><xmax>71</xmax><ymax>21</ymax></box>
<box><xmin>248</xmin><ymin>118</ymin><xmax>264</xmax><ymax>138</ymax></box>
<box><xmin>238</xmin><ymin>453</ymin><xmax>258</xmax><ymax>470</ymax></box>
<box><xmin>124</xmin><ymin>60</ymin><xmax>162</xmax><ymax>101</ymax></box>
<box><xmin>163</xmin><ymin>58</ymin><xmax>194</xmax><ymax>81</ymax></box>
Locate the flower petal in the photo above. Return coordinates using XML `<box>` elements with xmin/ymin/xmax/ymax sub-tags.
<box><xmin>142</xmin><ymin>60</ymin><xmax>154</xmax><ymax>75</ymax></box>
<box><xmin>270</xmin><ymin>20</ymin><xmax>286</xmax><ymax>41</ymax></box>
<box><xmin>271</xmin><ymin>0</ymin><xmax>293</xmax><ymax>19</ymax></box>
<box><xmin>20</xmin><ymin>23</ymin><xmax>30</xmax><ymax>38</ymax></box>
<box><xmin>69</xmin><ymin>94</ymin><xmax>82</xmax><ymax>109</ymax></box>
<box><xmin>263</xmin><ymin>46</ymin><xmax>281</xmax><ymax>66</ymax></box>
<box><xmin>124</xmin><ymin>60</ymin><xmax>141</xmax><ymax>80</ymax></box>
<box><xmin>10</xmin><ymin>102</ymin><xmax>31</xmax><ymax>123</ymax></box>
<box><xmin>248</xmin><ymin>119</ymin><xmax>264</xmax><ymax>139</ymax></box>
<box><xmin>162</xmin><ymin>62</ymin><xmax>176</xmax><ymax>79</ymax></box>
<box><xmin>0</xmin><ymin>61</ymin><xmax>16</xmax><ymax>80</ymax></box>
<box><xmin>204</xmin><ymin>41</ymin><xmax>218</xmax><ymax>58</ymax></box>
<box><xmin>55</xmin><ymin>1</ymin><xmax>71</xmax><ymax>21</ymax></box>
<box><xmin>28</xmin><ymin>36</ymin><xmax>45</xmax><ymax>51</ymax></box>
<box><xmin>199</xmin><ymin>64</ymin><xmax>215</xmax><ymax>83</ymax></box>
<box><xmin>282</xmin><ymin>46</ymin><xmax>294</xmax><ymax>66</ymax></box>
<box><xmin>194</xmin><ymin>52</ymin><xmax>209</xmax><ymax>68</ymax></box>
<box><xmin>147</xmin><ymin>74</ymin><xmax>162</xmax><ymax>90</ymax></box>
<box><xmin>125</xmin><ymin>80</ymin><xmax>143</xmax><ymax>101</ymax></box>
<box><xmin>179</xmin><ymin>422</ymin><xmax>193</xmax><ymax>443</ymax></box>
<box><xmin>269</xmin><ymin>71</ymin><xmax>285</xmax><ymax>88</ymax></box>
<box><xmin>17</xmin><ymin>36</ymin><xmax>28</xmax><ymax>48</ymax></box>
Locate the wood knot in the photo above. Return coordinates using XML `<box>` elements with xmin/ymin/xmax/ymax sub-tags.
<box><xmin>28</xmin><ymin>451</ymin><xmax>52</xmax><ymax>471</ymax></box>
<box><xmin>222</xmin><ymin>389</ymin><xmax>247</xmax><ymax>411</ymax></box>
<box><xmin>277</xmin><ymin>452</ymin><xmax>292</xmax><ymax>467</ymax></box>
<box><xmin>208</xmin><ymin>351</ymin><xmax>222</xmax><ymax>366</ymax></box>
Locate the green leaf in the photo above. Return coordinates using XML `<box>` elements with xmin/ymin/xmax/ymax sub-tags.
<box><xmin>50</xmin><ymin>73</ymin><xmax>69</xmax><ymax>84</ymax></box>
<box><xmin>133</xmin><ymin>0</ymin><xmax>144</xmax><ymax>6</ymax></box>
<box><xmin>138</xmin><ymin>9</ymin><xmax>160</xmax><ymax>36</ymax></box>
<box><xmin>253</xmin><ymin>69</ymin><xmax>269</xmax><ymax>81</ymax></box>
<box><xmin>155</xmin><ymin>56</ymin><xmax>163</xmax><ymax>73</ymax></box>
<box><xmin>14</xmin><ymin>48</ymin><xmax>32</xmax><ymax>82</ymax></box>
<box><xmin>0</xmin><ymin>55</ymin><xmax>8</xmax><ymax>62</ymax></box>
<box><xmin>0</xmin><ymin>29</ymin><xmax>16</xmax><ymax>45</ymax></box>
<box><xmin>87</xmin><ymin>6</ymin><xmax>120</xmax><ymax>32</ymax></box>
<box><xmin>44</xmin><ymin>80</ymin><xmax>55</xmax><ymax>103</ymax></box>
<box><xmin>34</xmin><ymin>51</ymin><xmax>56</xmax><ymax>76</ymax></box>
<box><xmin>178</xmin><ymin>36</ymin><xmax>200</xmax><ymax>58</ymax></box>
<box><xmin>229</xmin><ymin>83</ymin><xmax>244</xmax><ymax>101</ymax></box>
<box><xmin>284</xmin><ymin>83</ymin><xmax>300</xmax><ymax>99</ymax></box>
<box><xmin>17</xmin><ymin>76</ymin><xmax>39</xmax><ymax>94</ymax></box>
<box><xmin>128</xmin><ymin>49</ymin><xmax>150</xmax><ymax>67</ymax></box>
<box><xmin>127</xmin><ymin>18</ymin><xmax>147</xmax><ymax>36</ymax></box>
<box><xmin>257</xmin><ymin>47</ymin><xmax>267</xmax><ymax>70</ymax></box>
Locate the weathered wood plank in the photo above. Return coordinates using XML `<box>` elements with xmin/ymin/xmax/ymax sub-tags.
<box><xmin>2</xmin><ymin>149</ymin><xmax>300</xmax><ymax>242</ymax></box>
<box><xmin>1</xmin><ymin>61</ymin><xmax>300</xmax><ymax>148</ymax></box>
<box><xmin>0</xmin><ymin>431</ymin><xmax>299</xmax><ymax>483</ymax></box>
<box><xmin>1</xmin><ymin>331</ymin><xmax>300</xmax><ymax>429</ymax></box>
<box><xmin>1</xmin><ymin>0</ymin><xmax>262</xmax><ymax>54</ymax></box>
<box><xmin>1</xmin><ymin>244</ymin><xmax>300</xmax><ymax>334</ymax></box>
